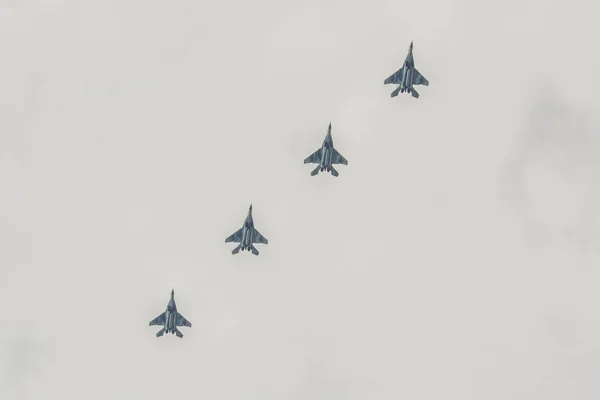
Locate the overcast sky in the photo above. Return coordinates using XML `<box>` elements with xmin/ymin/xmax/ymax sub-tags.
<box><xmin>1</xmin><ymin>1</ymin><xmax>600</xmax><ymax>399</ymax></box>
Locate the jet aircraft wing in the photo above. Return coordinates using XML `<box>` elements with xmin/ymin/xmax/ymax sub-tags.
<box><xmin>252</xmin><ymin>229</ymin><xmax>268</xmax><ymax>245</ymax></box>
<box><xmin>176</xmin><ymin>313</ymin><xmax>192</xmax><ymax>328</ymax></box>
<box><xmin>412</xmin><ymin>69</ymin><xmax>429</xmax><ymax>86</ymax></box>
<box><xmin>331</xmin><ymin>149</ymin><xmax>348</xmax><ymax>165</ymax></box>
<box><xmin>225</xmin><ymin>227</ymin><xmax>244</xmax><ymax>243</ymax></box>
<box><xmin>384</xmin><ymin>67</ymin><xmax>404</xmax><ymax>84</ymax></box>
<box><xmin>304</xmin><ymin>148</ymin><xmax>322</xmax><ymax>164</ymax></box>
<box><xmin>149</xmin><ymin>312</ymin><xmax>166</xmax><ymax>326</ymax></box>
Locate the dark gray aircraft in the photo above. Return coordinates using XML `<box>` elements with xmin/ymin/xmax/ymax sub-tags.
<box><xmin>384</xmin><ymin>41</ymin><xmax>429</xmax><ymax>98</ymax></box>
<box><xmin>149</xmin><ymin>289</ymin><xmax>192</xmax><ymax>338</ymax></box>
<box><xmin>303</xmin><ymin>123</ymin><xmax>348</xmax><ymax>177</ymax></box>
<box><xmin>225</xmin><ymin>204</ymin><xmax>268</xmax><ymax>255</ymax></box>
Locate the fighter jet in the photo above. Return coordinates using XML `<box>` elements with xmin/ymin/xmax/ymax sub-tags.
<box><xmin>148</xmin><ymin>289</ymin><xmax>192</xmax><ymax>338</ymax></box>
<box><xmin>225</xmin><ymin>204</ymin><xmax>268</xmax><ymax>255</ymax></box>
<box><xmin>384</xmin><ymin>41</ymin><xmax>429</xmax><ymax>99</ymax></box>
<box><xmin>303</xmin><ymin>123</ymin><xmax>348</xmax><ymax>177</ymax></box>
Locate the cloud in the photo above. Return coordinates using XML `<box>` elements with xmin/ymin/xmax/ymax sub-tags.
<box><xmin>1</xmin><ymin>334</ymin><xmax>48</xmax><ymax>399</ymax></box>
<box><xmin>499</xmin><ymin>80</ymin><xmax>600</xmax><ymax>251</ymax></box>
<box><xmin>2</xmin><ymin>2</ymin><xmax>600</xmax><ymax>400</ymax></box>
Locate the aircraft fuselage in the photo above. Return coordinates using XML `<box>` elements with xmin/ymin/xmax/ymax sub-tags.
<box><xmin>240</xmin><ymin>217</ymin><xmax>254</xmax><ymax>251</ymax></box>
<box><xmin>319</xmin><ymin>140</ymin><xmax>333</xmax><ymax>172</ymax></box>
<box><xmin>399</xmin><ymin>56</ymin><xmax>415</xmax><ymax>93</ymax></box>
<box><xmin>164</xmin><ymin>300</ymin><xmax>177</xmax><ymax>334</ymax></box>
<box><xmin>319</xmin><ymin>137</ymin><xmax>333</xmax><ymax>172</ymax></box>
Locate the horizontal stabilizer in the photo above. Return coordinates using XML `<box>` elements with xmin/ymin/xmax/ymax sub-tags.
<box><xmin>175</xmin><ymin>329</ymin><xmax>183</xmax><ymax>338</ymax></box>
<box><xmin>311</xmin><ymin>166</ymin><xmax>320</xmax><ymax>176</ymax></box>
<box><xmin>156</xmin><ymin>328</ymin><xmax>165</xmax><ymax>337</ymax></box>
<box><xmin>391</xmin><ymin>86</ymin><xmax>401</xmax><ymax>97</ymax></box>
<box><xmin>232</xmin><ymin>244</ymin><xmax>241</xmax><ymax>254</ymax></box>
<box><xmin>411</xmin><ymin>88</ymin><xmax>420</xmax><ymax>98</ymax></box>
<box><xmin>330</xmin><ymin>166</ymin><xmax>339</xmax><ymax>177</ymax></box>
<box><xmin>251</xmin><ymin>245</ymin><xmax>259</xmax><ymax>256</ymax></box>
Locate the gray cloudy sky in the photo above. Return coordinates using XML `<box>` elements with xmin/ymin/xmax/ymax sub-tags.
<box><xmin>1</xmin><ymin>0</ymin><xmax>600</xmax><ymax>399</ymax></box>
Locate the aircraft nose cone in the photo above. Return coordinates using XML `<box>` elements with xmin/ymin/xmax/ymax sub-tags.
<box><xmin>171</xmin><ymin>289</ymin><xmax>174</xmax><ymax>296</ymax></box>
